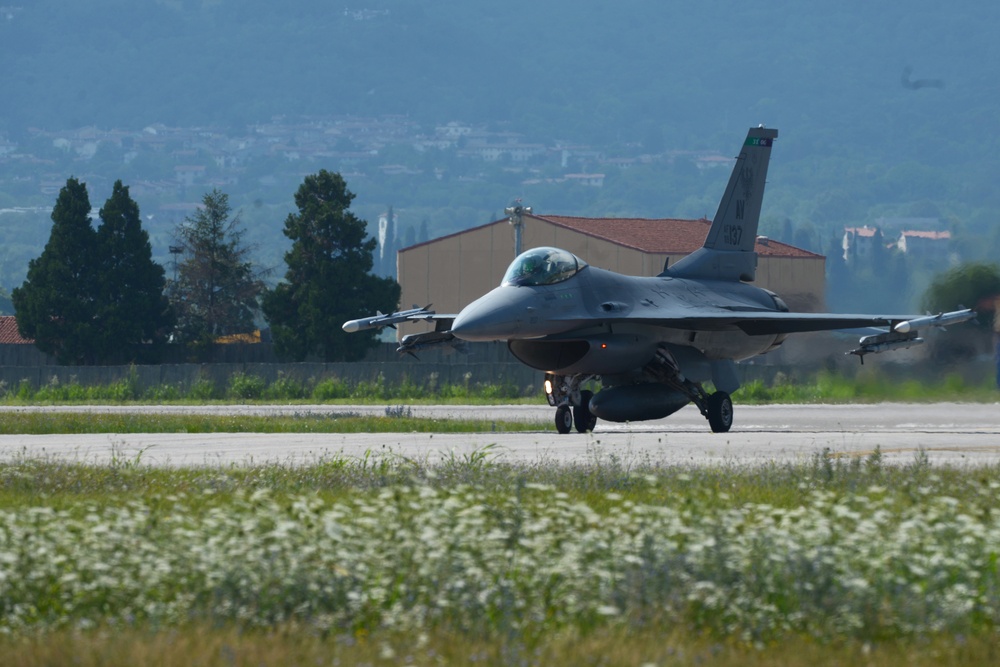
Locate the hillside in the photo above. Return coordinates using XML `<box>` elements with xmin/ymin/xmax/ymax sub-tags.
<box><xmin>2</xmin><ymin>0</ymin><xmax>999</xmax><ymax>310</ymax></box>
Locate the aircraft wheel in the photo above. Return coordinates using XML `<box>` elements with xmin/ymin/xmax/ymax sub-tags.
<box><xmin>555</xmin><ymin>405</ymin><xmax>573</xmax><ymax>434</ymax></box>
<box><xmin>706</xmin><ymin>391</ymin><xmax>733</xmax><ymax>433</ymax></box>
<box><xmin>573</xmin><ymin>390</ymin><xmax>597</xmax><ymax>433</ymax></box>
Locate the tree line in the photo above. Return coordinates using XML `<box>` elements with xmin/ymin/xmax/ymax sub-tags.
<box><xmin>13</xmin><ymin>168</ymin><xmax>998</xmax><ymax>369</ymax></box>
<box><xmin>12</xmin><ymin>171</ymin><xmax>399</xmax><ymax>365</ymax></box>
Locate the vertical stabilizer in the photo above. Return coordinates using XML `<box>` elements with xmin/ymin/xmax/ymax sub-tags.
<box><xmin>666</xmin><ymin>126</ymin><xmax>778</xmax><ymax>282</ymax></box>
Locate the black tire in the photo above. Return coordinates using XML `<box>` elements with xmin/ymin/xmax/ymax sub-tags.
<box><xmin>707</xmin><ymin>391</ymin><xmax>734</xmax><ymax>433</ymax></box>
<box><xmin>555</xmin><ymin>404</ymin><xmax>573</xmax><ymax>434</ymax></box>
<box><xmin>573</xmin><ymin>390</ymin><xmax>597</xmax><ymax>433</ymax></box>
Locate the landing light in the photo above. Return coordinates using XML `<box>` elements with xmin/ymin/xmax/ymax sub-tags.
<box><xmin>544</xmin><ymin>379</ymin><xmax>553</xmax><ymax>395</ymax></box>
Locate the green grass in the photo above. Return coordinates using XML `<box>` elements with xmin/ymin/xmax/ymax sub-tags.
<box><xmin>3</xmin><ymin>624</ymin><xmax>998</xmax><ymax>667</ymax></box>
<box><xmin>0</xmin><ymin>442</ymin><xmax>976</xmax><ymax>510</ymax></box>
<box><xmin>1</xmin><ymin>366</ymin><xmax>996</xmax><ymax>407</ymax></box>
<box><xmin>0</xmin><ymin>410</ymin><xmax>547</xmax><ymax>435</ymax></box>
<box><xmin>734</xmin><ymin>369</ymin><xmax>998</xmax><ymax>404</ymax></box>
<box><xmin>1</xmin><ymin>450</ymin><xmax>1000</xmax><ymax>664</ymax></box>
<box><xmin>0</xmin><ymin>370</ymin><xmax>534</xmax><ymax>404</ymax></box>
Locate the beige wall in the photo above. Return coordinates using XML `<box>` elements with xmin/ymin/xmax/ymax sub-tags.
<box><xmin>397</xmin><ymin>216</ymin><xmax>826</xmax><ymax>337</ymax></box>
<box><xmin>756</xmin><ymin>256</ymin><xmax>826</xmax><ymax>312</ymax></box>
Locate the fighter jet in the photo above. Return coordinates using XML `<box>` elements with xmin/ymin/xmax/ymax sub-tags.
<box><xmin>343</xmin><ymin>126</ymin><xmax>974</xmax><ymax>433</ymax></box>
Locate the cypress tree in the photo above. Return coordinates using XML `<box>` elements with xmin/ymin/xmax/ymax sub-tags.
<box><xmin>12</xmin><ymin>177</ymin><xmax>101</xmax><ymax>364</ymax></box>
<box><xmin>94</xmin><ymin>180</ymin><xmax>174</xmax><ymax>362</ymax></box>
<box><xmin>262</xmin><ymin>170</ymin><xmax>400</xmax><ymax>362</ymax></box>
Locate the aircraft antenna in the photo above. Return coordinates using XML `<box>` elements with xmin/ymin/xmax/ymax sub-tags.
<box><xmin>505</xmin><ymin>202</ymin><xmax>532</xmax><ymax>257</ymax></box>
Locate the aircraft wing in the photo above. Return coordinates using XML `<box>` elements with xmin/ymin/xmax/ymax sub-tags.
<box><xmin>622</xmin><ymin>308</ymin><xmax>976</xmax><ymax>360</ymax></box>
<box><xmin>601</xmin><ymin>308</ymin><xmax>967</xmax><ymax>333</ymax></box>
<box><xmin>341</xmin><ymin>305</ymin><xmax>460</xmax><ymax>357</ymax></box>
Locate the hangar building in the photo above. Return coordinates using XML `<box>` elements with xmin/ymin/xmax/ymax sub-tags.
<box><xmin>396</xmin><ymin>213</ymin><xmax>825</xmax><ymax>331</ymax></box>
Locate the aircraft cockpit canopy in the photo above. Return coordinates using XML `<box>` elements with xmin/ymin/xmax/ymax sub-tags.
<box><xmin>501</xmin><ymin>247</ymin><xmax>587</xmax><ymax>287</ymax></box>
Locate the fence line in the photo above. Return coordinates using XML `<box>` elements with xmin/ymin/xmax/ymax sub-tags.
<box><xmin>0</xmin><ymin>343</ymin><xmax>989</xmax><ymax>396</ymax></box>
<box><xmin>0</xmin><ymin>361</ymin><xmax>543</xmax><ymax>394</ymax></box>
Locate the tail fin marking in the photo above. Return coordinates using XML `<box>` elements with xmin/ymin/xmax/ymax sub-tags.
<box><xmin>665</xmin><ymin>126</ymin><xmax>778</xmax><ymax>282</ymax></box>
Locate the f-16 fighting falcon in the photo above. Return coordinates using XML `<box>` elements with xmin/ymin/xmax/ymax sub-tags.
<box><xmin>344</xmin><ymin>126</ymin><xmax>974</xmax><ymax>433</ymax></box>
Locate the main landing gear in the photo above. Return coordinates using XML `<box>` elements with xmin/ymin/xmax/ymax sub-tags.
<box><xmin>546</xmin><ymin>373</ymin><xmax>597</xmax><ymax>434</ymax></box>
<box><xmin>646</xmin><ymin>345</ymin><xmax>734</xmax><ymax>433</ymax></box>
<box><xmin>703</xmin><ymin>390</ymin><xmax>734</xmax><ymax>433</ymax></box>
<box><xmin>544</xmin><ymin>351</ymin><xmax>736</xmax><ymax>434</ymax></box>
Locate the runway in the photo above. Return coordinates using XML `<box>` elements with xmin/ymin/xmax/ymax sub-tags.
<box><xmin>0</xmin><ymin>402</ymin><xmax>998</xmax><ymax>467</ymax></box>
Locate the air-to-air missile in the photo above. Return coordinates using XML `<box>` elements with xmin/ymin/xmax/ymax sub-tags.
<box><xmin>893</xmin><ymin>308</ymin><xmax>976</xmax><ymax>333</ymax></box>
<box><xmin>341</xmin><ymin>305</ymin><xmax>435</xmax><ymax>333</ymax></box>
<box><xmin>849</xmin><ymin>308</ymin><xmax>975</xmax><ymax>362</ymax></box>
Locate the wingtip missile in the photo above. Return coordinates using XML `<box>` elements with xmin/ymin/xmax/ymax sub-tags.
<box><xmin>893</xmin><ymin>309</ymin><xmax>976</xmax><ymax>334</ymax></box>
<box><xmin>342</xmin><ymin>305</ymin><xmax>436</xmax><ymax>333</ymax></box>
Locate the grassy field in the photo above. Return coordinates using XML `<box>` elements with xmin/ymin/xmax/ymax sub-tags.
<box><xmin>0</xmin><ymin>366</ymin><xmax>996</xmax><ymax>405</ymax></box>
<box><xmin>0</xmin><ymin>368</ymin><xmax>996</xmax><ymax>665</ymax></box>
<box><xmin>1</xmin><ymin>447</ymin><xmax>999</xmax><ymax>665</ymax></box>
<box><xmin>0</xmin><ymin>409</ymin><xmax>547</xmax><ymax>435</ymax></box>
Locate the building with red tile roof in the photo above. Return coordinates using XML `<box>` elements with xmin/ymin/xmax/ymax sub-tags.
<box><xmin>397</xmin><ymin>213</ymin><xmax>825</xmax><ymax>330</ymax></box>
<box><xmin>0</xmin><ymin>316</ymin><xmax>32</xmax><ymax>345</ymax></box>
<box><xmin>896</xmin><ymin>229</ymin><xmax>952</xmax><ymax>263</ymax></box>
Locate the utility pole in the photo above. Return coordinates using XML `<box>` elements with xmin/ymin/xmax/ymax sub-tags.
<box><xmin>505</xmin><ymin>202</ymin><xmax>531</xmax><ymax>257</ymax></box>
<box><xmin>168</xmin><ymin>245</ymin><xmax>184</xmax><ymax>283</ymax></box>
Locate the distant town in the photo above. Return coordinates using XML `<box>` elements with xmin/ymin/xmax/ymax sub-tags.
<box><xmin>0</xmin><ymin>115</ymin><xmax>737</xmax><ymax>205</ymax></box>
<box><xmin>0</xmin><ymin>114</ymin><xmax>959</xmax><ymax>315</ymax></box>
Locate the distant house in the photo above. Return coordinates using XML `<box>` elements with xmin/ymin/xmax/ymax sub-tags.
<box><xmin>459</xmin><ymin>141</ymin><xmax>547</xmax><ymax>162</ymax></box>
<box><xmin>174</xmin><ymin>165</ymin><xmax>206</xmax><ymax>187</ymax></box>
<box><xmin>435</xmin><ymin>122</ymin><xmax>473</xmax><ymax>139</ymax></box>
<box><xmin>842</xmin><ymin>226</ymin><xmax>882</xmax><ymax>262</ymax></box>
<box><xmin>896</xmin><ymin>230</ymin><xmax>951</xmax><ymax>262</ymax></box>
<box><xmin>0</xmin><ymin>316</ymin><xmax>31</xmax><ymax>345</ymax></box>
<box><xmin>563</xmin><ymin>173</ymin><xmax>605</xmax><ymax>187</ymax></box>
<box><xmin>0</xmin><ymin>315</ymin><xmax>51</xmax><ymax>366</ymax></box>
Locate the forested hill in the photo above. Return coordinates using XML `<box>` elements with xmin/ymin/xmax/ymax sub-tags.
<box><xmin>3</xmin><ymin>1</ymin><xmax>1000</xmax><ymax>312</ymax></box>
<box><xmin>3</xmin><ymin>0</ymin><xmax>998</xmax><ymax>157</ymax></box>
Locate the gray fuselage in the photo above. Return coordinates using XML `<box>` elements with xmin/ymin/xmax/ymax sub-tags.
<box><xmin>451</xmin><ymin>264</ymin><xmax>785</xmax><ymax>382</ymax></box>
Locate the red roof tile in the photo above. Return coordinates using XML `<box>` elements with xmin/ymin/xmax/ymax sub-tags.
<box><xmin>0</xmin><ymin>316</ymin><xmax>33</xmax><ymax>344</ymax></box>
<box><xmin>400</xmin><ymin>214</ymin><xmax>822</xmax><ymax>259</ymax></box>
<box><xmin>900</xmin><ymin>230</ymin><xmax>950</xmax><ymax>240</ymax></box>
<box><xmin>538</xmin><ymin>215</ymin><xmax>822</xmax><ymax>258</ymax></box>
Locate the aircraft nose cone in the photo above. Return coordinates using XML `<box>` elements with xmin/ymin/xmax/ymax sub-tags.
<box><xmin>451</xmin><ymin>297</ymin><xmax>517</xmax><ymax>342</ymax></box>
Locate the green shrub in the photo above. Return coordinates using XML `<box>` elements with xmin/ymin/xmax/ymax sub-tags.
<box><xmin>312</xmin><ymin>377</ymin><xmax>349</xmax><ymax>400</ymax></box>
<box><xmin>478</xmin><ymin>382</ymin><xmax>520</xmax><ymax>399</ymax></box>
<box><xmin>15</xmin><ymin>379</ymin><xmax>33</xmax><ymax>401</ymax></box>
<box><xmin>350</xmin><ymin>374</ymin><xmax>387</xmax><ymax>400</ymax></box>
<box><xmin>189</xmin><ymin>377</ymin><xmax>220</xmax><ymax>401</ymax></box>
<box><xmin>227</xmin><ymin>372</ymin><xmax>266</xmax><ymax>400</ymax></box>
<box><xmin>263</xmin><ymin>374</ymin><xmax>306</xmax><ymax>400</ymax></box>
<box><xmin>736</xmin><ymin>379</ymin><xmax>771</xmax><ymax>402</ymax></box>
<box><xmin>104</xmin><ymin>367</ymin><xmax>141</xmax><ymax>402</ymax></box>
<box><xmin>145</xmin><ymin>384</ymin><xmax>182</xmax><ymax>401</ymax></box>
<box><xmin>34</xmin><ymin>375</ymin><xmax>85</xmax><ymax>402</ymax></box>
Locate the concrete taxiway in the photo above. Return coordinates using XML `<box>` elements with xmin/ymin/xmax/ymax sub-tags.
<box><xmin>0</xmin><ymin>402</ymin><xmax>997</xmax><ymax>467</ymax></box>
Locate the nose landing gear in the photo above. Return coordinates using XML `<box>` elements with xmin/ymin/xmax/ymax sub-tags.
<box><xmin>546</xmin><ymin>373</ymin><xmax>597</xmax><ymax>434</ymax></box>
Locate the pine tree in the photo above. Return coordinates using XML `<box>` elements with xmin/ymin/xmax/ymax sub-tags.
<box><xmin>262</xmin><ymin>170</ymin><xmax>400</xmax><ymax>362</ymax></box>
<box><xmin>168</xmin><ymin>189</ymin><xmax>264</xmax><ymax>349</ymax></box>
<box><xmin>12</xmin><ymin>177</ymin><xmax>101</xmax><ymax>364</ymax></box>
<box><xmin>94</xmin><ymin>180</ymin><xmax>174</xmax><ymax>362</ymax></box>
